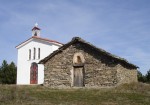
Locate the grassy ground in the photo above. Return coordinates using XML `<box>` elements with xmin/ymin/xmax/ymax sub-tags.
<box><xmin>0</xmin><ymin>83</ymin><xmax>150</xmax><ymax>105</ymax></box>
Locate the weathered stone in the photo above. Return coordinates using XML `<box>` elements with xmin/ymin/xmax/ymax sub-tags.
<box><xmin>41</xmin><ymin>37</ymin><xmax>138</xmax><ymax>88</ymax></box>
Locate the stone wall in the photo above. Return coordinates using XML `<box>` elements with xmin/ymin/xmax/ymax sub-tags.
<box><xmin>44</xmin><ymin>42</ymin><xmax>137</xmax><ymax>88</ymax></box>
<box><xmin>117</xmin><ymin>64</ymin><xmax>137</xmax><ymax>84</ymax></box>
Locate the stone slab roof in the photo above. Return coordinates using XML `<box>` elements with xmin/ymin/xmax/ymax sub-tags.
<box><xmin>39</xmin><ymin>37</ymin><xmax>138</xmax><ymax>69</ymax></box>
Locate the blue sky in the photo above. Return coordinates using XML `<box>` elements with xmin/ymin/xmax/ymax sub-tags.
<box><xmin>0</xmin><ymin>0</ymin><xmax>150</xmax><ymax>74</ymax></box>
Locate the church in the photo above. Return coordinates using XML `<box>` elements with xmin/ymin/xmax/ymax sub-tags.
<box><xmin>16</xmin><ymin>24</ymin><xmax>63</xmax><ymax>85</ymax></box>
<box><xmin>39</xmin><ymin>37</ymin><xmax>138</xmax><ymax>88</ymax></box>
<box><xmin>16</xmin><ymin>24</ymin><xmax>138</xmax><ymax>87</ymax></box>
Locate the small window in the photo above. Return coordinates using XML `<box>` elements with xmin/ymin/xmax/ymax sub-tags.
<box><xmin>29</xmin><ymin>49</ymin><xmax>31</xmax><ymax>60</ymax></box>
<box><xmin>33</xmin><ymin>48</ymin><xmax>36</xmax><ymax>60</ymax></box>
<box><xmin>77</xmin><ymin>56</ymin><xmax>82</xmax><ymax>63</ymax></box>
<box><xmin>38</xmin><ymin>48</ymin><xmax>40</xmax><ymax>59</ymax></box>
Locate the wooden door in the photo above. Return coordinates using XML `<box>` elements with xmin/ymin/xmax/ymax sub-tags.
<box><xmin>30</xmin><ymin>63</ymin><xmax>38</xmax><ymax>84</ymax></box>
<box><xmin>73</xmin><ymin>67</ymin><xmax>84</xmax><ymax>87</ymax></box>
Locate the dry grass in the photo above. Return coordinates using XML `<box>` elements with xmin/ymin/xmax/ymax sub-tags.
<box><xmin>0</xmin><ymin>83</ymin><xmax>150</xmax><ymax>105</ymax></box>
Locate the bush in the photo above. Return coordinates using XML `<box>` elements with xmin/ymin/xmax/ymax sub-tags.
<box><xmin>145</xmin><ymin>69</ymin><xmax>150</xmax><ymax>83</ymax></box>
<box><xmin>137</xmin><ymin>70</ymin><xmax>147</xmax><ymax>82</ymax></box>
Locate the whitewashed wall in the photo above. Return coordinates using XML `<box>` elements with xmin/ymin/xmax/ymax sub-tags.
<box><xmin>17</xmin><ymin>39</ymin><xmax>60</xmax><ymax>85</ymax></box>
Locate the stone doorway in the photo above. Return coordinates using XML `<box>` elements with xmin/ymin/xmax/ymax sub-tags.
<box><xmin>30</xmin><ymin>62</ymin><xmax>38</xmax><ymax>84</ymax></box>
<box><xmin>73</xmin><ymin>52</ymin><xmax>85</xmax><ymax>87</ymax></box>
<box><xmin>73</xmin><ymin>66</ymin><xmax>84</xmax><ymax>87</ymax></box>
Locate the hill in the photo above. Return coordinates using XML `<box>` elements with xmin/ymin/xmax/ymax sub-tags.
<box><xmin>0</xmin><ymin>83</ymin><xmax>150</xmax><ymax>105</ymax></box>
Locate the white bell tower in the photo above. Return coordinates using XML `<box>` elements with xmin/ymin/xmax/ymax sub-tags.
<box><xmin>32</xmin><ymin>23</ymin><xmax>41</xmax><ymax>37</ymax></box>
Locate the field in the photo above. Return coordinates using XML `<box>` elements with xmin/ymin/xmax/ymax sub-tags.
<box><xmin>0</xmin><ymin>83</ymin><xmax>150</xmax><ymax>105</ymax></box>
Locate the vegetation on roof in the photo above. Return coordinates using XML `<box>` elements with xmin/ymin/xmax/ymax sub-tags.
<box><xmin>39</xmin><ymin>37</ymin><xmax>138</xmax><ymax>69</ymax></box>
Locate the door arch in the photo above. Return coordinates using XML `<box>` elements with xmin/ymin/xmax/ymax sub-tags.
<box><xmin>30</xmin><ymin>62</ymin><xmax>38</xmax><ymax>84</ymax></box>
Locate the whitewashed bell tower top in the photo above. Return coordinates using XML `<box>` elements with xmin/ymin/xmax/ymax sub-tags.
<box><xmin>32</xmin><ymin>23</ymin><xmax>41</xmax><ymax>37</ymax></box>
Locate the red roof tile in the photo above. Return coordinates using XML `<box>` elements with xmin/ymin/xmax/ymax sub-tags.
<box><xmin>32</xmin><ymin>36</ymin><xmax>63</xmax><ymax>45</ymax></box>
<box><xmin>16</xmin><ymin>36</ymin><xmax>63</xmax><ymax>48</ymax></box>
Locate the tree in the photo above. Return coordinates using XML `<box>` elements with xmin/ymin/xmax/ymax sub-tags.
<box><xmin>137</xmin><ymin>70</ymin><xmax>147</xmax><ymax>82</ymax></box>
<box><xmin>145</xmin><ymin>69</ymin><xmax>150</xmax><ymax>83</ymax></box>
<box><xmin>0</xmin><ymin>60</ymin><xmax>8</xmax><ymax>83</ymax></box>
<box><xmin>0</xmin><ymin>60</ymin><xmax>17</xmax><ymax>84</ymax></box>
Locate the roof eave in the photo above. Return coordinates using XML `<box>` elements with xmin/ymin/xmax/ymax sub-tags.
<box><xmin>16</xmin><ymin>36</ymin><xmax>63</xmax><ymax>49</ymax></box>
<box><xmin>15</xmin><ymin>37</ymin><xmax>33</xmax><ymax>49</ymax></box>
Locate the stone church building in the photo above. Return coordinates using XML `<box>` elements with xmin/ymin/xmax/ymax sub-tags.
<box><xmin>39</xmin><ymin>37</ymin><xmax>138</xmax><ymax>88</ymax></box>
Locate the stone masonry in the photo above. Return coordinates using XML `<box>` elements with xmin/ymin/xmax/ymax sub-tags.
<box><xmin>40</xmin><ymin>37</ymin><xmax>138</xmax><ymax>88</ymax></box>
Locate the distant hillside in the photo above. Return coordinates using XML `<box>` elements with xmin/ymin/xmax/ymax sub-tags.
<box><xmin>0</xmin><ymin>83</ymin><xmax>150</xmax><ymax>105</ymax></box>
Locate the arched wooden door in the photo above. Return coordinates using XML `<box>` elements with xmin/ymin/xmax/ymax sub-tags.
<box><xmin>30</xmin><ymin>62</ymin><xmax>38</xmax><ymax>84</ymax></box>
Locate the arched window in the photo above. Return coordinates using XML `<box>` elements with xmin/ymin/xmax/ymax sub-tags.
<box><xmin>29</xmin><ymin>49</ymin><xmax>31</xmax><ymax>60</ymax></box>
<box><xmin>73</xmin><ymin>52</ymin><xmax>85</xmax><ymax>64</ymax></box>
<box><xmin>34</xmin><ymin>32</ymin><xmax>37</xmax><ymax>36</ymax></box>
<box><xmin>38</xmin><ymin>48</ymin><xmax>40</xmax><ymax>59</ymax></box>
<box><xmin>33</xmin><ymin>48</ymin><xmax>36</xmax><ymax>60</ymax></box>
<box><xmin>77</xmin><ymin>56</ymin><xmax>82</xmax><ymax>63</ymax></box>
